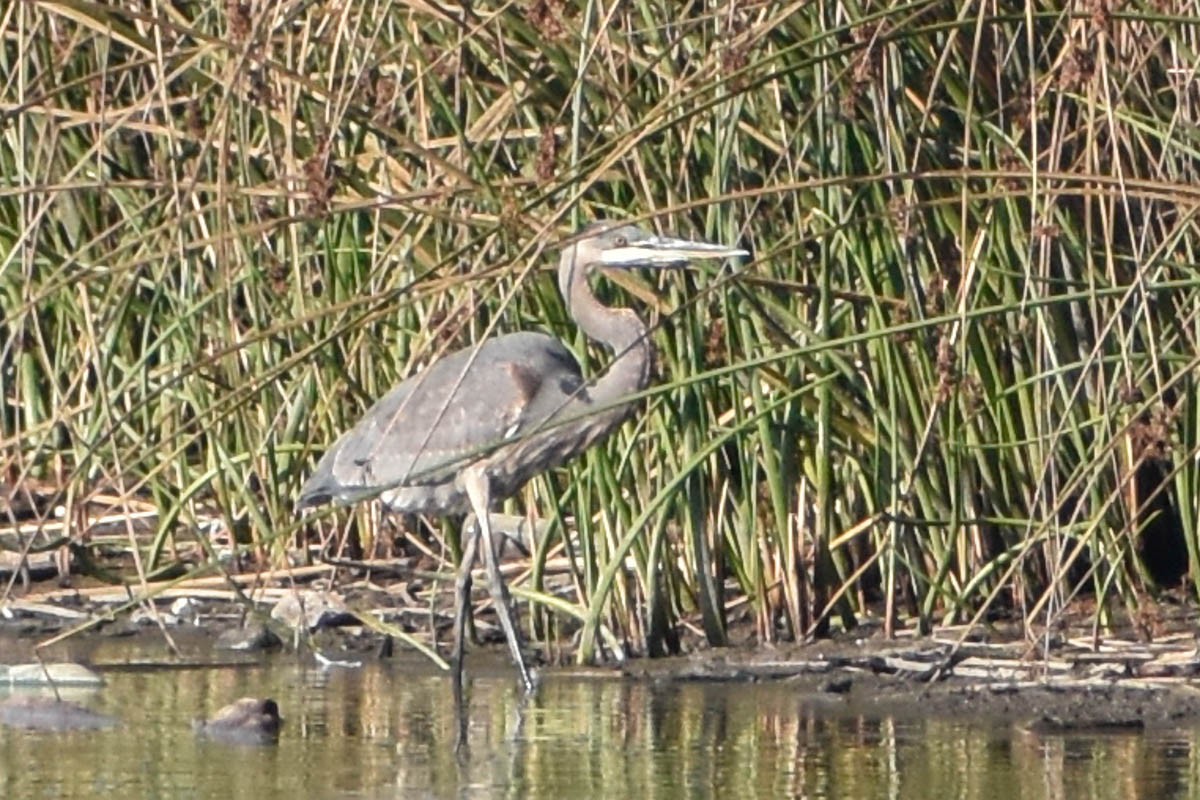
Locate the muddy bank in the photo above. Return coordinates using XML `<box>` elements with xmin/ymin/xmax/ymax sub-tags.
<box><xmin>614</xmin><ymin>631</ymin><xmax>1200</xmax><ymax>732</ymax></box>
<box><xmin>616</xmin><ymin>659</ymin><xmax>1200</xmax><ymax>733</ymax></box>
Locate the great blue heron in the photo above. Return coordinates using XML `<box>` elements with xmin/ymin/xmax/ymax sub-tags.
<box><xmin>296</xmin><ymin>222</ymin><xmax>747</xmax><ymax>690</ymax></box>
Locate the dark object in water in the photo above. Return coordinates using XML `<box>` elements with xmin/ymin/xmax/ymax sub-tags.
<box><xmin>1023</xmin><ymin>713</ymin><xmax>1146</xmax><ymax>735</ymax></box>
<box><xmin>0</xmin><ymin>695</ymin><xmax>117</xmax><ymax>731</ymax></box>
<box><xmin>193</xmin><ymin>697</ymin><xmax>283</xmax><ymax>744</ymax></box>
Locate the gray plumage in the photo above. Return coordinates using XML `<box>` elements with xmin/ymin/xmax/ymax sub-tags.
<box><xmin>297</xmin><ymin>331</ymin><xmax>592</xmax><ymax>514</ymax></box>
<box><xmin>296</xmin><ymin>222</ymin><xmax>747</xmax><ymax>691</ymax></box>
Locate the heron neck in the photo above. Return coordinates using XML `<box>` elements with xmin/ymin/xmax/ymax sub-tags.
<box><xmin>562</xmin><ymin>259</ymin><xmax>654</xmax><ymax>399</ymax></box>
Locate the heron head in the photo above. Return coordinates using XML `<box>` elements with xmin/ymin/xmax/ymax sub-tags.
<box><xmin>586</xmin><ymin>222</ymin><xmax>748</xmax><ymax>267</ymax></box>
<box><xmin>559</xmin><ymin>222</ymin><xmax>747</xmax><ymax>300</ymax></box>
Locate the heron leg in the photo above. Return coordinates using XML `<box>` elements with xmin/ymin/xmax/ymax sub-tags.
<box><xmin>452</xmin><ymin>638</ymin><xmax>470</xmax><ymax>756</ymax></box>
<box><xmin>462</xmin><ymin>467</ymin><xmax>535</xmax><ymax>693</ymax></box>
<box><xmin>452</xmin><ymin>514</ymin><xmax>481</xmax><ymax>694</ymax></box>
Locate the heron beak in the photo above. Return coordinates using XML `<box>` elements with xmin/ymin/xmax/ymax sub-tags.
<box><xmin>598</xmin><ymin>235</ymin><xmax>749</xmax><ymax>267</ymax></box>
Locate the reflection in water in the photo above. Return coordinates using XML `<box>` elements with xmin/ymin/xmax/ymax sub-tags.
<box><xmin>0</xmin><ymin>637</ymin><xmax>1196</xmax><ymax>799</ymax></box>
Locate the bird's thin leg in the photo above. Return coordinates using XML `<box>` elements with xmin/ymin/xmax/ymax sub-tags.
<box><xmin>462</xmin><ymin>467</ymin><xmax>535</xmax><ymax>692</ymax></box>
<box><xmin>452</xmin><ymin>514</ymin><xmax>481</xmax><ymax>694</ymax></box>
<box><xmin>452</xmin><ymin>644</ymin><xmax>470</xmax><ymax>756</ymax></box>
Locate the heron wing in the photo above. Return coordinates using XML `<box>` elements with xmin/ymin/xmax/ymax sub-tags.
<box><xmin>297</xmin><ymin>332</ymin><xmax>585</xmax><ymax>507</ymax></box>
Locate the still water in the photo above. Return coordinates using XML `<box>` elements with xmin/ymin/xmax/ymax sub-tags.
<box><xmin>0</xmin><ymin>634</ymin><xmax>1197</xmax><ymax>799</ymax></box>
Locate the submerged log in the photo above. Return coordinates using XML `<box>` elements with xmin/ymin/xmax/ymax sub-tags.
<box><xmin>0</xmin><ymin>695</ymin><xmax>117</xmax><ymax>731</ymax></box>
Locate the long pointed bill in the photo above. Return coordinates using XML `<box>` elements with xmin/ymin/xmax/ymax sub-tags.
<box><xmin>597</xmin><ymin>235</ymin><xmax>749</xmax><ymax>267</ymax></box>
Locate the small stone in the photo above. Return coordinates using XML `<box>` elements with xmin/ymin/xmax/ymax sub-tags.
<box><xmin>170</xmin><ymin>597</ymin><xmax>202</xmax><ymax>621</ymax></box>
<box><xmin>2</xmin><ymin>662</ymin><xmax>104</xmax><ymax>687</ymax></box>
<box><xmin>215</xmin><ymin>623</ymin><xmax>282</xmax><ymax>652</ymax></box>
<box><xmin>130</xmin><ymin>606</ymin><xmax>179</xmax><ymax>627</ymax></box>
<box><xmin>270</xmin><ymin>590</ymin><xmax>354</xmax><ymax>631</ymax></box>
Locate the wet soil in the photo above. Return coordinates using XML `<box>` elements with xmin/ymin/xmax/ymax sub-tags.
<box><xmin>619</xmin><ymin>642</ymin><xmax>1200</xmax><ymax>733</ymax></box>
<box><xmin>609</xmin><ymin>628</ymin><xmax>1200</xmax><ymax>734</ymax></box>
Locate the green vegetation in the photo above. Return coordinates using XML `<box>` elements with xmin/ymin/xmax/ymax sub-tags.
<box><xmin>2</xmin><ymin>1</ymin><xmax>1199</xmax><ymax>658</ymax></box>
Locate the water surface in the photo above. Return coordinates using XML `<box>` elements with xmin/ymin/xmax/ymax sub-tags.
<box><xmin>0</xmin><ymin>634</ymin><xmax>1197</xmax><ymax>799</ymax></box>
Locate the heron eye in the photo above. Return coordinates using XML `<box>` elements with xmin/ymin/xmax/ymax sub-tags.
<box><xmin>613</xmin><ymin>235</ymin><xmax>627</xmax><ymax>247</ymax></box>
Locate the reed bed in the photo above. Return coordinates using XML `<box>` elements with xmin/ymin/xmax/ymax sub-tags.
<box><xmin>2</xmin><ymin>0</ymin><xmax>1199</xmax><ymax>660</ymax></box>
